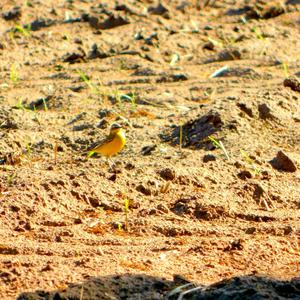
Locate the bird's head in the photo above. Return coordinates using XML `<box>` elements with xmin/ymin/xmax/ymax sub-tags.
<box><xmin>109</xmin><ymin>123</ymin><xmax>123</xmax><ymax>134</ymax></box>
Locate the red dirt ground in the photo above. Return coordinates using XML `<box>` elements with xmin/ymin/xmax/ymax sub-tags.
<box><xmin>0</xmin><ymin>0</ymin><xmax>300</xmax><ymax>299</ymax></box>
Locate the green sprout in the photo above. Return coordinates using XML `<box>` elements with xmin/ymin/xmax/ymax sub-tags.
<box><xmin>252</xmin><ymin>26</ymin><xmax>264</xmax><ymax>40</ymax></box>
<box><xmin>14</xmin><ymin>24</ymin><xmax>31</xmax><ymax>37</ymax></box>
<box><xmin>282</xmin><ymin>62</ymin><xmax>289</xmax><ymax>78</ymax></box>
<box><xmin>240</xmin><ymin>149</ymin><xmax>261</xmax><ymax>175</ymax></box>
<box><xmin>208</xmin><ymin>136</ymin><xmax>230</xmax><ymax>160</ymax></box>
<box><xmin>77</xmin><ymin>69</ymin><xmax>100</xmax><ymax>95</ymax></box>
<box><xmin>10</xmin><ymin>64</ymin><xmax>20</xmax><ymax>85</ymax></box>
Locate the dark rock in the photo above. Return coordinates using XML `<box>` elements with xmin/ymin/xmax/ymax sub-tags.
<box><xmin>224</xmin><ymin>239</ymin><xmax>244</xmax><ymax>251</ymax></box>
<box><xmin>205</xmin><ymin>48</ymin><xmax>242</xmax><ymax>63</ymax></box>
<box><xmin>284</xmin><ymin>76</ymin><xmax>300</xmax><ymax>92</ymax></box>
<box><xmin>87</xmin><ymin>43</ymin><xmax>110</xmax><ymax>59</ymax></box>
<box><xmin>96</xmin><ymin>118</ymin><xmax>109</xmax><ymax>129</ymax></box>
<box><xmin>136</xmin><ymin>184</ymin><xmax>152</xmax><ymax>196</ymax></box>
<box><xmin>245</xmin><ymin>227</ymin><xmax>256</xmax><ymax>234</ymax></box>
<box><xmin>203</xmin><ymin>154</ymin><xmax>216</xmax><ymax>162</ymax></box>
<box><xmin>98</xmin><ymin>109</ymin><xmax>113</xmax><ymax>119</ymax></box>
<box><xmin>72</xmin><ymin>124</ymin><xmax>93</xmax><ymax>131</ymax></box>
<box><xmin>237</xmin><ymin>170</ymin><xmax>252</xmax><ymax>180</ymax></box>
<box><xmin>89</xmin><ymin>14</ymin><xmax>129</xmax><ymax>30</ymax></box>
<box><xmin>67</xmin><ymin>112</ymin><xmax>86</xmax><ymax>125</ymax></box>
<box><xmin>270</xmin><ymin>150</ymin><xmax>297</xmax><ymax>172</ymax></box>
<box><xmin>141</xmin><ymin>145</ymin><xmax>157</xmax><ymax>155</ymax></box>
<box><xmin>258</xmin><ymin>103</ymin><xmax>274</xmax><ymax>120</ymax></box>
<box><xmin>203</xmin><ymin>41</ymin><xmax>215</xmax><ymax>50</ymax></box>
<box><xmin>68</xmin><ymin>85</ymin><xmax>85</xmax><ymax>92</ymax></box>
<box><xmin>62</xmin><ymin>48</ymin><xmax>86</xmax><ymax>63</ymax></box>
<box><xmin>148</xmin><ymin>3</ymin><xmax>169</xmax><ymax>18</ymax></box>
<box><xmin>27</xmin><ymin>18</ymin><xmax>56</xmax><ymax>31</ymax></box>
<box><xmin>237</xmin><ymin>102</ymin><xmax>254</xmax><ymax>117</ymax></box>
<box><xmin>158</xmin><ymin>168</ymin><xmax>176</xmax><ymax>181</ymax></box>
<box><xmin>26</xmin><ymin>96</ymin><xmax>51</xmax><ymax>110</ymax></box>
<box><xmin>2</xmin><ymin>6</ymin><xmax>21</xmax><ymax>20</ymax></box>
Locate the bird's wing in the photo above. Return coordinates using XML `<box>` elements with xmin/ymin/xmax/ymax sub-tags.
<box><xmin>89</xmin><ymin>132</ymin><xmax>115</xmax><ymax>152</ymax></box>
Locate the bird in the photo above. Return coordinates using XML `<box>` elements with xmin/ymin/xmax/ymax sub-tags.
<box><xmin>87</xmin><ymin>123</ymin><xmax>126</xmax><ymax>158</ymax></box>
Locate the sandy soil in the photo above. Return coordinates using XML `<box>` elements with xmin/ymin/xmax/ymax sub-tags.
<box><xmin>0</xmin><ymin>0</ymin><xmax>300</xmax><ymax>299</ymax></box>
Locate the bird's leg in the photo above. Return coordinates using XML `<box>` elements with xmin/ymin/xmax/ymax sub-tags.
<box><xmin>105</xmin><ymin>157</ymin><xmax>115</xmax><ymax>170</ymax></box>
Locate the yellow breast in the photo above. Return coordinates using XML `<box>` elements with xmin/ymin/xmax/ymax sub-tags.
<box><xmin>96</xmin><ymin>129</ymin><xmax>126</xmax><ymax>157</ymax></box>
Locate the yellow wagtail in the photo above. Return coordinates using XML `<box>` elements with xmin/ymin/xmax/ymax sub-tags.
<box><xmin>87</xmin><ymin>123</ymin><xmax>126</xmax><ymax>158</ymax></box>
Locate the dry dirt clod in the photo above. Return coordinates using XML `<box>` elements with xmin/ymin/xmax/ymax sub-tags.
<box><xmin>2</xmin><ymin>6</ymin><xmax>21</xmax><ymax>20</ymax></box>
<box><xmin>270</xmin><ymin>150</ymin><xmax>297</xmax><ymax>172</ymax></box>
<box><xmin>136</xmin><ymin>184</ymin><xmax>152</xmax><ymax>196</ymax></box>
<box><xmin>284</xmin><ymin>76</ymin><xmax>300</xmax><ymax>92</ymax></box>
<box><xmin>158</xmin><ymin>168</ymin><xmax>176</xmax><ymax>181</ymax></box>
<box><xmin>203</xmin><ymin>154</ymin><xmax>216</xmax><ymax>162</ymax></box>
<box><xmin>258</xmin><ymin>103</ymin><xmax>274</xmax><ymax>120</ymax></box>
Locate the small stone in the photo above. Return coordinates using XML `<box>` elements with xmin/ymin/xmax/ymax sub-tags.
<box><xmin>258</xmin><ymin>103</ymin><xmax>274</xmax><ymax>120</ymax></box>
<box><xmin>141</xmin><ymin>145</ymin><xmax>157</xmax><ymax>155</ymax></box>
<box><xmin>156</xmin><ymin>203</ymin><xmax>169</xmax><ymax>213</ymax></box>
<box><xmin>284</xmin><ymin>225</ymin><xmax>294</xmax><ymax>235</ymax></box>
<box><xmin>284</xmin><ymin>76</ymin><xmax>300</xmax><ymax>92</ymax></box>
<box><xmin>237</xmin><ymin>170</ymin><xmax>252</xmax><ymax>180</ymax></box>
<box><xmin>158</xmin><ymin>168</ymin><xmax>176</xmax><ymax>181</ymax></box>
<box><xmin>2</xmin><ymin>6</ymin><xmax>21</xmax><ymax>20</ymax></box>
<box><xmin>203</xmin><ymin>154</ymin><xmax>216</xmax><ymax>162</ymax></box>
<box><xmin>270</xmin><ymin>150</ymin><xmax>297</xmax><ymax>172</ymax></box>
<box><xmin>136</xmin><ymin>184</ymin><xmax>152</xmax><ymax>196</ymax></box>
<box><xmin>245</xmin><ymin>227</ymin><xmax>256</xmax><ymax>234</ymax></box>
<box><xmin>62</xmin><ymin>48</ymin><xmax>85</xmax><ymax>63</ymax></box>
<box><xmin>148</xmin><ymin>3</ymin><xmax>169</xmax><ymax>18</ymax></box>
<box><xmin>125</xmin><ymin>162</ymin><xmax>135</xmax><ymax>170</ymax></box>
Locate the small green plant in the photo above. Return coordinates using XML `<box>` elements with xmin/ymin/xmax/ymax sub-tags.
<box><xmin>252</xmin><ymin>26</ymin><xmax>264</xmax><ymax>40</ymax></box>
<box><xmin>14</xmin><ymin>24</ymin><xmax>31</xmax><ymax>37</ymax></box>
<box><xmin>10</xmin><ymin>64</ymin><xmax>20</xmax><ymax>85</ymax></box>
<box><xmin>208</xmin><ymin>136</ymin><xmax>230</xmax><ymax>160</ymax></box>
<box><xmin>240</xmin><ymin>149</ymin><xmax>261</xmax><ymax>174</ymax></box>
<box><xmin>120</xmin><ymin>92</ymin><xmax>137</xmax><ymax>111</ymax></box>
<box><xmin>42</xmin><ymin>98</ymin><xmax>48</xmax><ymax>111</ymax></box>
<box><xmin>282</xmin><ymin>62</ymin><xmax>289</xmax><ymax>78</ymax></box>
<box><xmin>77</xmin><ymin>70</ymin><xmax>100</xmax><ymax>95</ymax></box>
<box><xmin>117</xmin><ymin>222</ymin><xmax>123</xmax><ymax>231</ymax></box>
<box><xmin>15</xmin><ymin>99</ymin><xmax>27</xmax><ymax>111</ymax></box>
<box><xmin>4</xmin><ymin>166</ymin><xmax>16</xmax><ymax>185</ymax></box>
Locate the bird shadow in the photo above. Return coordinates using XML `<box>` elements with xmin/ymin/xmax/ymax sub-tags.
<box><xmin>16</xmin><ymin>273</ymin><xmax>300</xmax><ymax>300</ymax></box>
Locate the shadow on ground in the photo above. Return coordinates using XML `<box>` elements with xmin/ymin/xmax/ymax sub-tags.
<box><xmin>17</xmin><ymin>274</ymin><xmax>300</xmax><ymax>300</ymax></box>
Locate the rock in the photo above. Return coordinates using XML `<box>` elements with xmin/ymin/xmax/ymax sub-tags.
<box><xmin>205</xmin><ymin>48</ymin><xmax>242</xmax><ymax>63</ymax></box>
<box><xmin>87</xmin><ymin>43</ymin><xmax>110</xmax><ymax>59</ymax></box>
<box><xmin>148</xmin><ymin>3</ymin><xmax>170</xmax><ymax>18</ymax></box>
<box><xmin>284</xmin><ymin>76</ymin><xmax>300</xmax><ymax>92</ymax></box>
<box><xmin>28</xmin><ymin>18</ymin><xmax>56</xmax><ymax>31</ymax></box>
<box><xmin>237</xmin><ymin>102</ymin><xmax>253</xmax><ymax>117</ymax></box>
<box><xmin>62</xmin><ymin>47</ymin><xmax>86</xmax><ymax>63</ymax></box>
<box><xmin>141</xmin><ymin>145</ymin><xmax>157</xmax><ymax>156</ymax></box>
<box><xmin>258</xmin><ymin>103</ymin><xmax>274</xmax><ymax>120</ymax></box>
<box><xmin>26</xmin><ymin>96</ymin><xmax>51</xmax><ymax>110</ymax></box>
<box><xmin>2</xmin><ymin>6</ymin><xmax>21</xmax><ymax>20</ymax></box>
<box><xmin>158</xmin><ymin>168</ymin><xmax>176</xmax><ymax>181</ymax></box>
<box><xmin>270</xmin><ymin>151</ymin><xmax>297</xmax><ymax>172</ymax></box>
<box><xmin>203</xmin><ymin>41</ymin><xmax>215</xmax><ymax>50</ymax></box>
<box><xmin>203</xmin><ymin>154</ymin><xmax>216</xmax><ymax>162</ymax></box>
<box><xmin>89</xmin><ymin>14</ymin><xmax>129</xmax><ymax>30</ymax></box>
<box><xmin>136</xmin><ymin>184</ymin><xmax>152</xmax><ymax>196</ymax></box>
<box><xmin>72</xmin><ymin>123</ymin><xmax>93</xmax><ymax>131</ymax></box>
<box><xmin>237</xmin><ymin>170</ymin><xmax>252</xmax><ymax>180</ymax></box>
